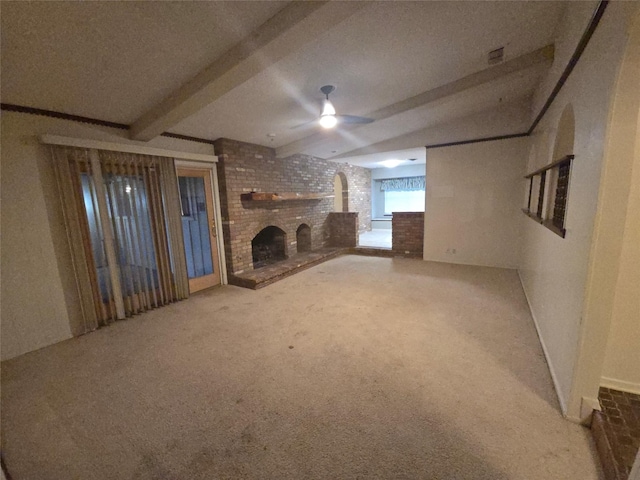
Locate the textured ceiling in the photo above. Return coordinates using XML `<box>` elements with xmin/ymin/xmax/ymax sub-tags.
<box><xmin>333</xmin><ymin>147</ymin><xmax>427</xmax><ymax>170</ymax></box>
<box><xmin>1</xmin><ymin>1</ymin><xmax>566</xmax><ymax>165</ymax></box>
<box><xmin>1</xmin><ymin>1</ymin><xmax>287</xmax><ymax>122</ymax></box>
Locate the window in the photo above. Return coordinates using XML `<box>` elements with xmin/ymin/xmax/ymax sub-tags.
<box><xmin>552</xmin><ymin>161</ymin><xmax>571</xmax><ymax>229</ymax></box>
<box><xmin>384</xmin><ymin>190</ymin><xmax>425</xmax><ymax>214</ymax></box>
<box><xmin>376</xmin><ymin>175</ymin><xmax>426</xmax><ymax>217</ymax></box>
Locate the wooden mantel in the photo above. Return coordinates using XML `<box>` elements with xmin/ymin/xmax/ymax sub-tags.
<box><xmin>241</xmin><ymin>192</ymin><xmax>334</xmax><ymax>201</ymax></box>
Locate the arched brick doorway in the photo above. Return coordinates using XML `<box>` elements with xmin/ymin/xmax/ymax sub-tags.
<box><xmin>334</xmin><ymin>172</ymin><xmax>349</xmax><ymax>212</ymax></box>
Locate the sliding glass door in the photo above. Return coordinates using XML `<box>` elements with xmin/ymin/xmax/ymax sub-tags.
<box><xmin>80</xmin><ymin>169</ymin><xmax>166</xmax><ymax>319</ymax></box>
<box><xmin>51</xmin><ymin>146</ymin><xmax>190</xmax><ymax>328</ymax></box>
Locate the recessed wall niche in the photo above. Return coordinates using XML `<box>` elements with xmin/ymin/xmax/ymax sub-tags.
<box><xmin>523</xmin><ymin>104</ymin><xmax>575</xmax><ymax>237</ymax></box>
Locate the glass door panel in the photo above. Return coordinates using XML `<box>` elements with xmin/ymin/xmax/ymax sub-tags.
<box><xmin>80</xmin><ymin>171</ymin><xmax>164</xmax><ymax>318</ymax></box>
<box><xmin>177</xmin><ymin>168</ymin><xmax>221</xmax><ymax>292</ymax></box>
<box><xmin>103</xmin><ymin>174</ymin><xmax>160</xmax><ymax>305</ymax></box>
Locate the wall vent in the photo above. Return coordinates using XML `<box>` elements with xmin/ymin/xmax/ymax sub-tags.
<box><xmin>488</xmin><ymin>47</ymin><xmax>504</xmax><ymax>65</ymax></box>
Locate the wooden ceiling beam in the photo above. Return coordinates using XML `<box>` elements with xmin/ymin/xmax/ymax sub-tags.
<box><xmin>276</xmin><ymin>45</ymin><xmax>553</xmax><ymax>158</ymax></box>
<box><xmin>130</xmin><ymin>1</ymin><xmax>368</xmax><ymax>141</ymax></box>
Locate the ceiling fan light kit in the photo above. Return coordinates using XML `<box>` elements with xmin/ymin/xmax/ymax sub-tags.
<box><xmin>320</xmin><ymin>98</ymin><xmax>336</xmax><ymax>116</ymax></box>
<box><xmin>319</xmin><ymin>85</ymin><xmax>337</xmax><ymax>129</ymax></box>
<box><xmin>317</xmin><ymin>85</ymin><xmax>373</xmax><ymax>129</ymax></box>
<box><xmin>319</xmin><ymin>113</ymin><xmax>338</xmax><ymax>129</ymax></box>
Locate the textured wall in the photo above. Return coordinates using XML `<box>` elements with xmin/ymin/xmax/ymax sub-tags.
<box><xmin>213</xmin><ymin>138</ymin><xmax>370</xmax><ymax>274</ymax></box>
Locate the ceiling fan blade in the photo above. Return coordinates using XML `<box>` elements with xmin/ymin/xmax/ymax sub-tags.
<box><xmin>290</xmin><ymin>115</ymin><xmax>375</xmax><ymax>130</ymax></box>
<box><xmin>290</xmin><ymin>119</ymin><xmax>316</xmax><ymax>130</ymax></box>
<box><xmin>337</xmin><ymin>114</ymin><xmax>375</xmax><ymax>125</ymax></box>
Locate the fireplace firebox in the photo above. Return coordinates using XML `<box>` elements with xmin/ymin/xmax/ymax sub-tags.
<box><xmin>296</xmin><ymin>224</ymin><xmax>311</xmax><ymax>253</ymax></box>
<box><xmin>252</xmin><ymin>226</ymin><xmax>287</xmax><ymax>269</ymax></box>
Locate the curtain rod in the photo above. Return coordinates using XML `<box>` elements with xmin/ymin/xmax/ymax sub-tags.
<box><xmin>373</xmin><ymin>174</ymin><xmax>425</xmax><ymax>182</ymax></box>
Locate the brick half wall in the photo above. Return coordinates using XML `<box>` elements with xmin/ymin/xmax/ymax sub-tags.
<box><xmin>392</xmin><ymin>212</ymin><xmax>424</xmax><ymax>257</ymax></box>
<box><xmin>328</xmin><ymin>212</ymin><xmax>359</xmax><ymax>247</ymax></box>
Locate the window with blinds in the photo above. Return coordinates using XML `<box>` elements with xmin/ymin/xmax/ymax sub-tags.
<box><xmin>50</xmin><ymin>146</ymin><xmax>189</xmax><ymax>332</ymax></box>
<box><xmin>374</xmin><ymin>176</ymin><xmax>426</xmax><ymax>217</ymax></box>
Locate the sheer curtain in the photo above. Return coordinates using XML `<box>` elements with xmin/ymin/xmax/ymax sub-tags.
<box><xmin>51</xmin><ymin>146</ymin><xmax>189</xmax><ymax>332</ymax></box>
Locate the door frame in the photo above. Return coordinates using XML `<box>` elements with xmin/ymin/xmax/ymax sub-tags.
<box><xmin>175</xmin><ymin>159</ymin><xmax>227</xmax><ymax>286</ymax></box>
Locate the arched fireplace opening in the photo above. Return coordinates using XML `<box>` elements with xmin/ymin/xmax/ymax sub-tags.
<box><xmin>252</xmin><ymin>226</ymin><xmax>287</xmax><ymax>269</ymax></box>
<box><xmin>296</xmin><ymin>224</ymin><xmax>311</xmax><ymax>253</ymax></box>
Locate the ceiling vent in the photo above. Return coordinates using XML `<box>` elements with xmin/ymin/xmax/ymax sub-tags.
<box><xmin>488</xmin><ymin>47</ymin><xmax>504</xmax><ymax>65</ymax></box>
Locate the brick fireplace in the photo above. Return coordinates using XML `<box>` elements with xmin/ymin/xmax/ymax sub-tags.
<box><xmin>213</xmin><ymin>138</ymin><xmax>371</xmax><ymax>275</ymax></box>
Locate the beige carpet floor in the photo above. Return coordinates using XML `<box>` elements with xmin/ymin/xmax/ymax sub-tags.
<box><xmin>1</xmin><ymin>256</ymin><xmax>602</xmax><ymax>479</ymax></box>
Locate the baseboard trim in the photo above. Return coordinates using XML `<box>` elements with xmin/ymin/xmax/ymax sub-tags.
<box><xmin>517</xmin><ymin>269</ymin><xmax>568</xmax><ymax>416</ymax></box>
<box><xmin>423</xmin><ymin>257</ymin><xmax>519</xmax><ymax>270</ymax></box>
<box><xmin>578</xmin><ymin>396</ymin><xmax>602</xmax><ymax>426</ymax></box>
<box><xmin>601</xmin><ymin>377</ymin><xmax>640</xmax><ymax>395</ymax></box>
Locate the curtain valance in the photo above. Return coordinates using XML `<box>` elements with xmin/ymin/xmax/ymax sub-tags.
<box><xmin>380</xmin><ymin>176</ymin><xmax>425</xmax><ymax>192</ymax></box>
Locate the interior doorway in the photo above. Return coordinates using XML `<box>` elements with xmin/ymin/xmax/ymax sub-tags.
<box><xmin>333</xmin><ymin>172</ymin><xmax>348</xmax><ymax>212</ymax></box>
<box><xmin>176</xmin><ymin>167</ymin><xmax>222</xmax><ymax>292</ymax></box>
<box><xmin>362</xmin><ymin>165</ymin><xmax>426</xmax><ymax>249</ymax></box>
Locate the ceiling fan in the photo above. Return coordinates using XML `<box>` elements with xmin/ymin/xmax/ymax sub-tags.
<box><xmin>317</xmin><ymin>85</ymin><xmax>374</xmax><ymax>129</ymax></box>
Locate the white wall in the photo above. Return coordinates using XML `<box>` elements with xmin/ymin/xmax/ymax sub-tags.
<box><xmin>1</xmin><ymin>117</ymin><xmax>73</xmax><ymax>359</ymax></box>
<box><xmin>423</xmin><ymin>137</ymin><xmax>527</xmax><ymax>269</ymax></box>
<box><xmin>519</xmin><ymin>1</ymin><xmax>639</xmax><ymax>416</ymax></box>
<box><xmin>0</xmin><ymin>112</ymin><xmax>214</xmax><ymax>360</ymax></box>
<box><xmin>599</xmin><ymin>22</ymin><xmax>640</xmax><ymax>394</ymax></box>
<box><xmin>600</xmin><ymin>127</ymin><xmax>640</xmax><ymax>394</ymax></box>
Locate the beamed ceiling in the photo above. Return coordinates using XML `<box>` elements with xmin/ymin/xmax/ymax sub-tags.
<box><xmin>1</xmin><ymin>1</ymin><xmax>567</xmax><ymax>168</ymax></box>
